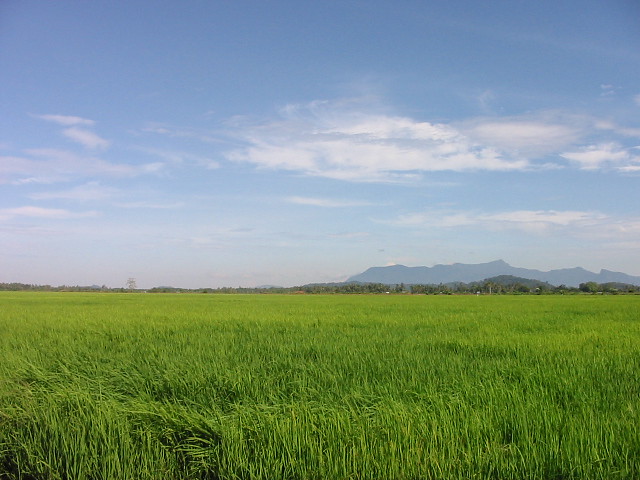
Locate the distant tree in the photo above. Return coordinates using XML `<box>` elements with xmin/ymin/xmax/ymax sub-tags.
<box><xmin>481</xmin><ymin>281</ymin><xmax>500</xmax><ymax>294</ymax></box>
<box><xmin>411</xmin><ymin>284</ymin><xmax>428</xmax><ymax>294</ymax></box>
<box><xmin>126</xmin><ymin>278</ymin><xmax>137</xmax><ymax>290</ymax></box>
<box><xmin>579</xmin><ymin>281</ymin><xmax>599</xmax><ymax>293</ymax></box>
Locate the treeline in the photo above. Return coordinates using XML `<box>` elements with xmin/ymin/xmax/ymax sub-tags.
<box><xmin>0</xmin><ymin>283</ymin><xmax>111</xmax><ymax>292</ymax></box>
<box><xmin>2</xmin><ymin>280</ymin><xmax>639</xmax><ymax>294</ymax></box>
<box><xmin>296</xmin><ymin>280</ymin><xmax>640</xmax><ymax>295</ymax></box>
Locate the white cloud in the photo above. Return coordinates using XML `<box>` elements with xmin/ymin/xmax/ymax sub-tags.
<box><xmin>618</xmin><ymin>165</ymin><xmax>640</xmax><ymax>172</ymax></box>
<box><xmin>25</xmin><ymin>149</ymin><xmax>134</xmax><ymax>177</ymax></box>
<box><xmin>62</xmin><ymin>127</ymin><xmax>110</xmax><ymax>150</ymax></box>
<box><xmin>11</xmin><ymin>177</ymin><xmax>56</xmax><ymax>185</ymax></box>
<box><xmin>594</xmin><ymin>120</ymin><xmax>640</xmax><ymax>138</ymax></box>
<box><xmin>33</xmin><ymin>113</ymin><xmax>110</xmax><ymax>150</ymax></box>
<box><xmin>286</xmin><ymin>196</ymin><xmax>376</xmax><ymax>207</ymax></box>
<box><xmin>389</xmin><ymin>208</ymin><xmax>640</xmax><ymax>253</ymax></box>
<box><xmin>461</xmin><ymin>114</ymin><xmax>582</xmax><ymax>156</ymax></box>
<box><xmin>480</xmin><ymin>210</ymin><xmax>605</xmax><ymax>233</ymax></box>
<box><xmin>392</xmin><ymin>209</ymin><xmax>608</xmax><ymax>235</ymax></box>
<box><xmin>600</xmin><ymin>84</ymin><xmax>617</xmax><ymax>97</ymax></box>
<box><xmin>560</xmin><ymin>143</ymin><xmax>638</xmax><ymax>170</ymax></box>
<box><xmin>114</xmin><ymin>201</ymin><xmax>184</xmax><ymax>209</ymax></box>
<box><xmin>34</xmin><ymin>114</ymin><xmax>95</xmax><ymax>126</ymax></box>
<box><xmin>29</xmin><ymin>182</ymin><xmax>117</xmax><ymax>201</ymax></box>
<box><xmin>1</xmin><ymin>149</ymin><xmax>163</xmax><ymax>184</ymax></box>
<box><xmin>225</xmin><ymin>100</ymin><xmax>530</xmax><ymax>182</ymax></box>
<box><xmin>0</xmin><ymin>206</ymin><xmax>98</xmax><ymax>221</ymax></box>
<box><xmin>0</xmin><ymin>156</ymin><xmax>57</xmax><ymax>184</ymax></box>
<box><xmin>139</xmin><ymin>123</ymin><xmax>224</xmax><ymax>144</ymax></box>
<box><xmin>327</xmin><ymin>231</ymin><xmax>370</xmax><ymax>239</ymax></box>
<box><xmin>136</xmin><ymin>147</ymin><xmax>220</xmax><ymax>169</ymax></box>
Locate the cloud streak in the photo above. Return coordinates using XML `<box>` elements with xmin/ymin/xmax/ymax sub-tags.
<box><xmin>29</xmin><ymin>182</ymin><xmax>117</xmax><ymax>201</ymax></box>
<box><xmin>0</xmin><ymin>206</ymin><xmax>98</xmax><ymax>221</ymax></box>
<box><xmin>286</xmin><ymin>196</ymin><xmax>377</xmax><ymax>207</ymax></box>
<box><xmin>460</xmin><ymin>115</ymin><xmax>582</xmax><ymax>156</ymax></box>
<box><xmin>135</xmin><ymin>147</ymin><xmax>220</xmax><ymax>170</ymax></box>
<box><xmin>62</xmin><ymin>127</ymin><xmax>110</xmax><ymax>150</ymax></box>
<box><xmin>33</xmin><ymin>114</ymin><xmax>95</xmax><ymax>126</ymax></box>
<box><xmin>114</xmin><ymin>201</ymin><xmax>185</xmax><ymax>209</ymax></box>
<box><xmin>561</xmin><ymin>143</ymin><xmax>640</xmax><ymax>170</ymax></box>
<box><xmin>34</xmin><ymin>113</ymin><xmax>110</xmax><ymax>150</ymax></box>
<box><xmin>390</xmin><ymin>208</ymin><xmax>634</xmax><ymax>237</ymax></box>
<box><xmin>1</xmin><ymin>150</ymin><xmax>163</xmax><ymax>184</ymax></box>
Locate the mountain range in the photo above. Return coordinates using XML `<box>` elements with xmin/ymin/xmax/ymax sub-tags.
<box><xmin>346</xmin><ymin>260</ymin><xmax>640</xmax><ymax>287</ymax></box>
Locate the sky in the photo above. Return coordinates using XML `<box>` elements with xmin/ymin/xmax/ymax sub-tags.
<box><xmin>1</xmin><ymin>0</ymin><xmax>639</xmax><ymax>288</ymax></box>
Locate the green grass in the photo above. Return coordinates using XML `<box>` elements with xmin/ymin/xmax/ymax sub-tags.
<box><xmin>0</xmin><ymin>292</ymin><xmax>639</xmax><ymax>479</ymax></box>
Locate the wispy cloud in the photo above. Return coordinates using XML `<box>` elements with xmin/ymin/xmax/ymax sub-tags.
<box><xmin>600</xmin><ymin>84</ymin><xmax>619</xmax><ymax>97</ymax></box>
<box><xmin>33</xmin><ymin>114</ymin><xmax>95</xmax><ymax>126</ymax></box>
<box><xmin>135</xmin><ymin>147</ymin><xmax>220</xmax><ymax>169</ymax></box>
<box><xmin>0</xmin><ymin>206</ymin><xmax>98</xmax><ymax>221</ymax></box>
<box><xmin>62</xmin><ymin>127</ymin><xmax>110</xmax><ymax>150</ymax></box>
<box><xmin>561</xmin><ymin>143</ymin><xmax>640</xmax><ymax>170</ymax></box>
<box><xmin>327</xmin><ymin>231</ymin><xmax>370</xmax><ymax>239</ymax></box>
<box><xmin>1</xmin><ymin>150</ymin><xmax>163</xmax><ymax>184</ymax></box>
<box><xmin>594</xmin><ymin>119</ymin><xmax>640</xmax><ymax>138</ymax></box>
<box><xmin>26</xmin><ymin>149</ymin><xmax>149</xmax><ymax>177</ymax></box>
<box><xmin>460</xmin><ymin>113</ymin><xmax>582</xmax><ymax>157</ymax></box>
<box><xmin>139</xmin><ymin>123</ymin><xmax>224</xmax><ymax>144</ymax></box>
<box><xmin>33</xmin><ymin>113</ymin><xmax>110</xmax><ymax>150</ymax></box>
<box><xmin>29</xmin><ymin>182</ymin><xmax>117</xmax><ymax>201</ymax></box>
<box><xmin>114</xmin><ymin>201</ymin><xmax>185</xmax><ymax>209</ymax></box>
<box><xmin>286</xmin><ymin>196</ymin><xmax>377</xmax><ymax>207</ymax></box>
<box><xmin>392</xmin><ymin>208</ymin><xmax>609</xmax><ymax>235</ymax></box>
<box><xmin>618</xmin><ymin>164</ymin><xmax>640</xmax><ymax>173</ymax></box>
<box><xmin>384</xmin><ymin>208</ymin><xmax>640</xmax><ymax>250</ymax></box>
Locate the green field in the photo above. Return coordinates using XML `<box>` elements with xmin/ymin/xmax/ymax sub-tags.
<box><xmin>0</xmin><ymin>292</ymin><xmax>638</xmax><ymax>479</ymax></box>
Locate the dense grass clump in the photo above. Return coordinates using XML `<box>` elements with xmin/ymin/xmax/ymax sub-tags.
<box><xmin>0</xmin><ymin>293</ymin><xmax>638</xmax><ymax>479</ymax></box>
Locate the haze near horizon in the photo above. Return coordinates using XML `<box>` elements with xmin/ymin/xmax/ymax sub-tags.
<box><xmin>2</xmin><ymin>1</ymin><xmax>639</xmax><ymax>288</ymax></box>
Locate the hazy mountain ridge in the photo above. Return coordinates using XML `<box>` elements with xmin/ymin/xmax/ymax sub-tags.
<box><xmin>347</xmin><ymin>260</ymin><xmax>640</xmax><ymax>287</ymax></box>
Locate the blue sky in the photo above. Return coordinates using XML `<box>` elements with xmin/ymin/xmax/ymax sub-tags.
<box><xmin>2</xmin><ymin>0</ymin><xmax>639</xmax><ymax>288</ymax></box>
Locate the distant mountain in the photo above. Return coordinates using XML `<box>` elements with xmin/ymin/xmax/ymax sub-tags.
<box><xmin>347</xmin><ymin>260</ymin><xmax>640</xmax><ymax>287</ymax></box>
